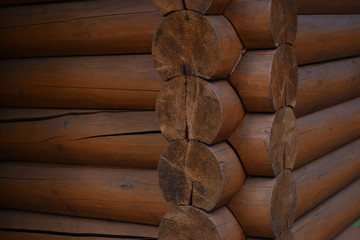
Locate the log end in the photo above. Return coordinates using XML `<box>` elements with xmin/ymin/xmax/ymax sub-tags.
<box><xmin>185</xmin><ymin>0</ymin><xmax>231</xmax><ymax>14</ymax></box>
<box><xmin>271</xmin><ymin>0</ymin><xmax>297</xmax><ymax>45</ymax></box>
<box><xmin>158</xmin><ymin>140</ymin><xmax>245</xmax><ymax>211</ymax></box>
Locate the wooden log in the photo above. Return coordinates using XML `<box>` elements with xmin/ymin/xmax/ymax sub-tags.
<box><xmin>0</xmin><ymin>209</ymin><xmax>158</xmax><ymax>238</ymax></box>
<box><xmin>230</xmin><ymin>44</ymin><xmax>298</xmax><ymax>112</ymax></box>
<box><xmin>228</xmin><ymin>107</ymin><xmax>297</xmax><ymax>176</ymax></box>
<box><xmin>297</xmin><ymin>0</ymin><xmax>360</xmax><ymax>14</ymax></box>
<box><xmin>158</xmin><ymin>206</ymin><xmax>245</xmax><ymax>240</ymax></box>
<box><xmin>228</xmin><ymin>170</ymin><xmax>296</xmax><ymax>238</ymax></box>
<box><xmin>0</xmin><ymin>161</ymin><xmax>171</xmax><ymax>225</ymax></box>
<box><xmin>158</xmin><ymin>140</ymin><xmax>245</xmax><ymax>211</ymax></box>
<box><xmin>295</xmin><ymin>15</ymin><xmax>360</xmax><ymax>65</ymax></box>
<box><xmin>0</xmin><ymin>0</ymin><xmax>162</xmax><ymax>58</ymax></box>
<box><xmin>295</xmin><ymin>57</ymin><xmax>360</xmax><ymax>117</ymax></box>
<box><xmin>296</xmin><ymin>98</ymin><xmax>360</xmax><ymax>168</ymax></box>
<box><xmin>334</xmin><ymin>219</ymin><xmax>360</xmax><ymax>240</ymax></box>
<box><xmin>0</xmin><ymin>55</ymin><xmax>163</xmax><ymax>110</ymax></box>
<box><xmin>152</xmin><ymin>10</ymin><xmax>242</xmax><ymax>80</ymax></box>
<box><xmin>224</xmin><ymin>0</ymin><xmax>297</xmax><ymax>49</ymax></box>
<box><xmin>293</xmin><ymin>179</ymin><xmax>360</xmax><ymax>240</ymax></box>
<box><xmin>152</xmin><ymin>0</ymin><xmax>231</xmax><ymax>15</ymax></box>
<box><xmin>295</xmin><ymin>139</ymin><xmax>360</xmax><ymax>218</ymax></box>
<box><xmin>156</xmin><ymin>76</ymin><xmax>245</xmax><ymax>144</ymax></box>
<box><xmin>0</xmin><ymin>0</ymin><xmax>62</xmax><ymax>6</ymax></box>
<box><xmin>0</xmin><ymin>110</ymin><xmax>167</xmax><ymax>169</ymax></box>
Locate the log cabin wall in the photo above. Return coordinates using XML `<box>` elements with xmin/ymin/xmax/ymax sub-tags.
<box><xmin>0</xmin><ymin>1</ymin><xmax>359</xmax><ymax>240</ymax></box>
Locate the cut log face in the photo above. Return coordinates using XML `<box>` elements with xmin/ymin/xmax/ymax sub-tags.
<box><xmin>231</xmin><ymin>44</ymin><xmax>298</xmax><ymax>112</ymax></box>
<box><xmin>152</xmin><ymin>10</ymin><xmax>242</xmax><ymax>80</ymax></box>
<box><xmin>229</xmin><ymin>107</ymin><xmax>297</xmax><ymax>176</ymax></box>
<box><xmin>158</xmin><ymin>206</ymin><xmax>245</xmax><ymax>240</ymax></box>
<box><xmin>158</xmin><ymin>140</ymin><xmax>245</xmax><ymax>211</ymax></box>
<box><xmin>152</xmin><ymin>0</ymin><xmax>231</xmax><ymax>15</ymax></box>
<box><xmin>156</xmin><ymin>76</ymin><xmax>245</xmax><ymax>144</ymax></box>
<box><xmin>224</xmin><ymin>0</ymin><xmax>297</xmax><ymax>48</ymax></box>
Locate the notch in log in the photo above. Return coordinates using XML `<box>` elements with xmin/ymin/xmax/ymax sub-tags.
<box><xmin>152</xmin><ymin>0</ymin><xmax>231</xmax><ymax>15</ymax></box>
<box><xmin>158</xmin><ymin>140</ymin><xmax>245</xmax><ymax>211</ymax></box>
<box><xmin>152</xmin><ymin>10</ymin><xmax>242</xmax><ymax>80</ymax></box>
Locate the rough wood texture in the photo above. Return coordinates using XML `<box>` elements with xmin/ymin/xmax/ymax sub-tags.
<box><xmin>230</xmin><ymin>44</ymin><xmax>298</xmax><ymax>112</ymax></box>
<box><xmin>156</xmin><ymin>76</ymin><xmax>245</xmax><ymax>144</ymax></box>
<box><xmin>0</xmin><ymin>209</ymin><xmax>158</xmax><ymax>238</ymax></box>
<box><xmin>152</xmin><ymin>10</ymin><xmax>242</xmax><ymax>80</ymax></box>
<box><xmin>158</xmin><ymin>140</ymin><xmax>245</xmax><ymax>211</ymax></box>
<box><xmin>228</xmin><ymin>170</ymin><xmax>296</xmax><ymax>238</ymax></box>
<box><xmin>296</xmin><ymin>57</ymin><xmax>360</xmax><ymax>117</ymax></box>
<box><xmin>295</xmin><ymin>139</ymin><xmax>360</xmax><ymax>218</ymax></box>
<box><xmin>334</xmin><ymin>219</ymin><xmax>360</xmax><ymax>240</ymax></box>
<box><xmin>0</xmin><ymin>0</ymin><xmax>162</xmax><ymax>57</ymax></box>
<box><xmin>296</xmin><ymin>98</ymin><xmax>360</xmax><ymax>168</ymax></box>
<box><xmin>0</xmin><ymin>110</ymin><xmax>167</xmax><ymax>169</ymax></box>
<box><xmin>0</xmin><ymin>55</ymin><xmax>163</xmax><ymax>110</ymax></box>
<box><xmin>293</xmin><ymin>180</ymin><xmax>360</xmax><ymax>240</ymax></box>
<box><xmin>158</xmin><ymin>206</ymin><xmax>245</xmax><ymax>240</ymax></box>
<box><xmin>224</xmin><ymin>0</ymin><xmax>297</xmax><ymax>48</ymax></box>
<box><xmin>153</xmin><ymin>0</ymin><xmax>231</xmax><ymax>15</ymax></box>
<box><xmin>0</xmin><ymin>162</ymin><xmax>171</xmax><ymax>225</ymax></box>
<box><xmin>228</xmin><ymin>107</ymin><xmax>297</xmax><ymax>176</ymax></box>
<box><xmin>295</xmin><ymin>15</ymin><xmax>360</xmax><ymax>65</ymax></box>
<box><xmin>297</xmin><ymin>0</ymin><xmax>360</xmax><ymax>14</ymax></box>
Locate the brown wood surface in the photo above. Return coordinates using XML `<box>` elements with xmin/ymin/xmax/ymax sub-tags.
<box><xmin>158</xmin><ymin>140</ymin><xmax>245</xmax><ymax>211</ymax></box>
<box><xmin>295</xmin><ymin>15</ymin><xmax>360</xmax><ymax>65</ymax></box>
<box><xmin>224</xmin><ymin>0</ymin><xmax>297</xmax><ymax>49</ymax></box>
<box><xmin>0</xmin><ymin>209</ymin><xmax>158</xmax><ymax>238</ymax></box>
<box><xmin>152</xmin><ymin>10</ymin><xmax>242</xmax><ymax>80</ymax></box>
<box><xmin>0</xmin><ymin>0</ymin><xmax>162</xmax><ymax>57</ymax></box>
<box><xmin>153</xmin><ymin>0</ymin><xmax>231</xmax><ymax>15</ymax></box>
<box><xmin>0</xmin><ymin>55</ymin><xmax>162</xmax><ymax>109</ymax></box>
<box><xmin>295</xmin><ymin>139</ymin><xmax>360</xmax><ymax>219</ymax></box>
<box><xmin>0</xmin><ymin>0</ymin><xmax>62</xmax><ymax>6</ymax></box>
<box><xmin>293</xmin><ymin>179</ymin><xmax>360</xmax><ymax>240</ymax></box>
<box><xmin>297</xmin><ymin>0</ymin><xmax>360</xmax><ymax>14</ymax></box>
<box><xmin>230</xmin><ymin>44</ymin><xmax>298</xmax><ymax>112</ymax></box>
<box><xmin>295</xmin><ymin>57</ymin><xmax>360</xmax><ymax>117</ymax></box>
<box><xmin>158</xmin><ymin>206</ymin><xmax>245</xmax><ymax>240</ymax></box>
<box><xmin>228</xmin><ymin>170</ymin><xmax>296</xmax><ymax>238</ymax></box>
<box><xmin>156</xmin><ymin>76</ymin><xmax>245</xmax><ymax>144</ymax></box>
<box><xmin>228</xmin><ymin>107</ymin><xmax>297</xmax><ymax>176</ymax></box>
<box><xmin>0</xmin><ymin>161</ymin><xmax>171</xmax><ymax>225</ymax></box>
<box><xmin>296</xmin><ymin>98</ymin><xmax>360</xmax><ymax>168</ymax></box>
<box><xmin>0</xmin><ymin>110</ymin><xmax>167</xmax><ymax>169</ymax></box>
<box><xmin>334</xmin><ymin>219</ymin><xmax>360</xmax><ymax>240</ymax></box>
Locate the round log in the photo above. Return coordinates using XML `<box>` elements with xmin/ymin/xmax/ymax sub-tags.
<box><xmin>224</xmin><ymin>0</ymin><xmax>297</xmax><ymax>48</ymax></box>
<box><xmin>228</xmin><ymin>107</ymin><xmax>297</xmax><ymax>176</ymax></box>
<box><xmin>152</xmin><ymin>10</ymin><xmax>242</xmax><ymax>80</ymax></box>
<box><xmin>153</xmin><ymin>0</ymin><xmax>231</xmax><ymax>15</ymax></box>
<box><xmin>230</xmin><ymin>44</ymin><xmax>298</xmax><ymax>112</ymax></box>
<box><xmin>158</xmin><ymin>206</ymin><xmax>246</xmax><ymax>240</ymax></box>
<box><xmin>297</xmin><ymin>0</ymin><xmax>360</xmax><ymax>14</ymax></box>
<box><xmin>156</xmin><ymin>76</ymin><xmax>245</xmax><ymax>144</ymax></box>
<box><xmin>158</xmin><ymin>140</ymin><xmax>245</xmax><ymax>211</ymax></box>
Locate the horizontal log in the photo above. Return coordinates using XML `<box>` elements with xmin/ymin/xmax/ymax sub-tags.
<box><xmin>296</xmin><ymin>98</ymin><xmax>360</xmax><ymax>168</ymax></box>
<box><xmin>0</xmin><ymin>0</ymin><xmax>62</xmax><ymax>6</ymax></box>
<box><xmin>295</xmin><ymin>57</ymin><xmax>360</xmax><ymax>117</ymax></box>
<box><xmin>152</xmin><ymin>0</ymin><xmax>231</xmax><ymax>15</ymax></box>
<box><xmin>0</xmin><ymin>110</ymin><xmax>167</xmax><ymax>169</ymax></box>
<box><xmin>295</xmin><ymin>139</ymin><xmax>360</xmax><ymax>218</ymax></box>
<box><xmin>0</xmin><ymin>209</ymin><xmax>158</xmax><ymax>238</ymax></box>
<box><xmin>0</xmin><ymin>161</ymin><xmax>171</xmax><ymax>225</ymax></box>
<box><xmin>153</xmin><ymin>10</ymin><xmax>242</xmax><ymax>80</ymax></box>
<box><xmin>0</xmin><ymin>55</ymin><xmax>163</xmax><ymax>109</ymax></box>
<box><xmin>158</xmin><ymin>206</ymin><xmax>245</xmax><ymax>240</ymax></box>
<box><xmin>0</xmin><ymin>0</ymin><xmax>162</xmax><ymax>57</ymax></box>
<box><xmin>297</xmin><ymin>0</ymin><xmax>360</xmax><ymax>14</ymax></box>
<box><xmin>293</xmin><ymin>179</ymin><xmax>360</xmax><ymax>240</ymax></box>
<box><xmin>224</xmin><ymin>0</ymin><xmax>297</xmax><ymax>48</ymax></box>
<box><xmin>295</xmin><ymin>15</ymin><xmax>360</xmax><ymax>65</ymax></box>
<box><xmin>228</xmin><ymin>107</ymin><xmax>297</xmax><ymax>176</ymax></box>
<box><xmin>156</xmin><ymin>76</ymin><xmax>245</xmax><ymax>144</ymax></box>
<box><xmin>334</xmin><ymin>219</ymin><xmax>360</xmax><ymax>240</ymax></box>
<box><xmin>228</xmin><ymin>170</ymin><xmax>296</xmax><ymax>238</ymax></box>
<box><xmin>158</xmin><ymin>140</ymin><xmax>245</xmax><ymax>211</ymax></box>
<box><xmin>230</xmin><ymin>44</ymin><xmax>298</xmax><ymax>112</ymax></box>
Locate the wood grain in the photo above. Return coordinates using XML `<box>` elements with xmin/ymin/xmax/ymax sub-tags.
<box><xmin>334</xmin><ymin>219</ymin><xmax>360</xmax><ymax>240</ymax></box>
<box><xmin>297</xmin><ymin>0</ymin><xmax>360</xmax><ymax>14</ymax></box>
<box><xmin>153</xmin><ymin>0</ymin><xmax>231</xmax><ymax>15</ymax></box>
